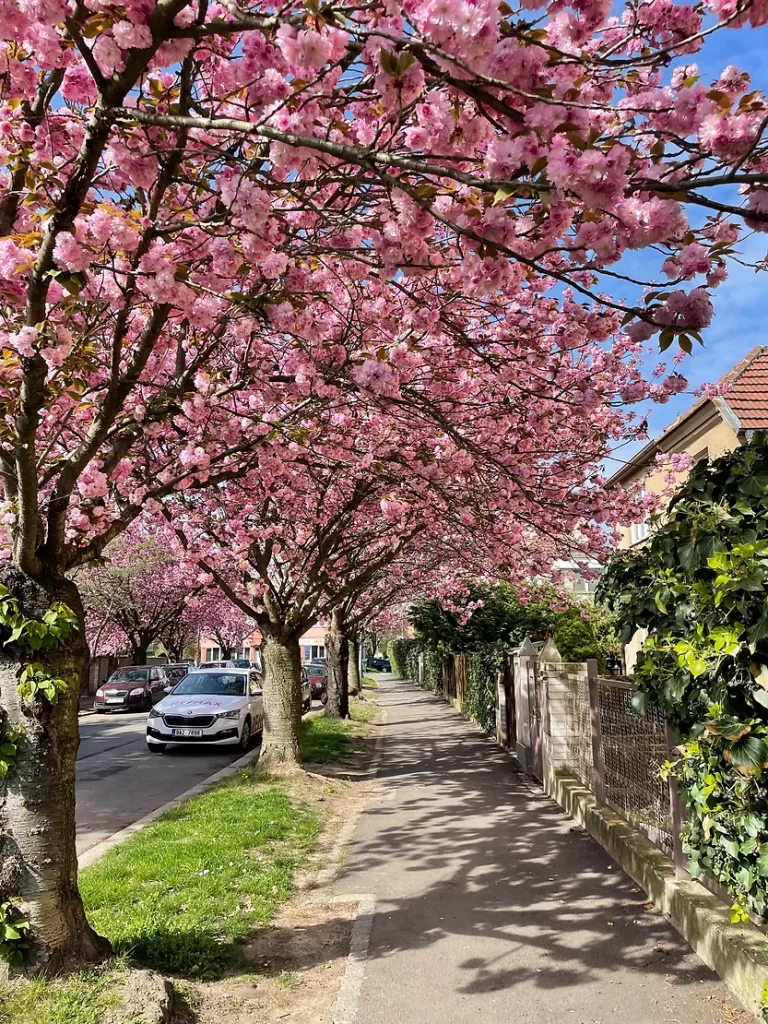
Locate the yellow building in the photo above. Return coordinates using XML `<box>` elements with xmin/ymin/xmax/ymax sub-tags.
<box><xmin>608</xmin><ymin>345</ymin><xmax>768</xmax><ymax>668</ymax></box>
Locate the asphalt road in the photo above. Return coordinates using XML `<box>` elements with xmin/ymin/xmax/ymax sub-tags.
<box><xmin>76</xmin><ymin>710</ymin><xmax>252</xmax><ymax>856</ymax></box>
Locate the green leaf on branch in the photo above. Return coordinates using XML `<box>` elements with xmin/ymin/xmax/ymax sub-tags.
<box><xmin>631</xmin><ymin>690</ymin><xmax>649</xmax><ymax>716</ymax></box>
<box><xmin>726</xmin><ymin>735</ymin><xmax>768</xmax><ymax>770</ymax></box>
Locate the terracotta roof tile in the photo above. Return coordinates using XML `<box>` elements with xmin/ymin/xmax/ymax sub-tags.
<box><xmin>722</xmin><ymin>347</ymin><xmax>768</xmax><ymax>429</ymax></box>
<box><xmin>607</xmin><ymin>346</ymin><xmax>768</xmax><ymax>485</ymax></box>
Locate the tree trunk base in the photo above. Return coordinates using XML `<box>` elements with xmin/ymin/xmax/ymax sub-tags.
<box><xmin>258</xmin><ymin>636</ymin><xmax>303</xmax><ymax>770</ymax></box>
<box><xmin>256</xmin><ymin>751</ymin><xmax>304</xmax><ymax>775</ymax></box>
<box><xmin>0</xmin><ymin>568</ymin><xmax>111</xmax><ymax>974</ymax></box>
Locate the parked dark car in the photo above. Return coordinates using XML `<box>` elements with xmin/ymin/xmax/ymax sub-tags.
<box><xmin>300</xmin><ymin>667</ymin><xmax>312</xmax><ymax>712</ymax></box>
<box><xmin>165</xmin><ymin>663</ymin><xmax>190</xmax><ymax>685</ymax></box>
<box><xmin>366</xmin><ymin>656</ymin><xmax>391</xmax><ymax>672</ymax></box>
<box><xmin>94</xmin><ymin>666</ymin><xmax>170</xmax><ymax>712</ymax></box>
<box><xmin>305</xmin><ymin>663</ymin><xmax>328</xmax><ymax>704</ymax></box>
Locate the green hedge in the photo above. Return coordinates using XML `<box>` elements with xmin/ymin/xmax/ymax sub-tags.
<box><xmin>389</xmin><ymin>635</ymin><xmax>499</xmax><ymax>733</ymax></box>
<box><xmin>467</xmin><ymin>647</ymin><xmax>503</xmax><ymax>735</ymax></box>
<box><xmin>423</xmin><ymin>648</ymin><xmax>443</xmax><ymax>693</ymax></box>
<box><xmin>388</xmin><ymin>639</ymin><xmax>443</xmax><ymax>694</ymax></box>
<box><xmin>388</xmin><ymin>638</ymin><xmax>420</xmax><ymax>681</ymax></box>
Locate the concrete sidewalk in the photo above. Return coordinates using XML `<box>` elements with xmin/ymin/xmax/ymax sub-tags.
<box><xmin>336</xmin><ymin>677</ymin><xmax>743</xmax><ymax>1023</ymax></box>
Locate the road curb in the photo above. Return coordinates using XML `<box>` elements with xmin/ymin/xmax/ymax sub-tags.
<box><xmin>331</xmin><ymin>697</ymin><xmax>387</xmax><ymax>1024</ymax></box>
<box><xmin>78</xmin><ymin>744</ymin><xmax>261</xmax><ymax>871</ymax></box>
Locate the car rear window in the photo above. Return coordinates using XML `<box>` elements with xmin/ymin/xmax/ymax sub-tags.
<box><xmin>109</xmin><ymin>667</ymin><xmax>150</xmax><ymax>682</ymax></box>
<box><xmin>172</xmin><ymin>672</ymin><xmax>247</xmax><ymax>696</ymax></box>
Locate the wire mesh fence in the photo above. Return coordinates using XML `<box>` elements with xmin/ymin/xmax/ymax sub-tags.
<box><xmin>597</xmin><ymin>679</ymin><xmax>673</xmax><ymax>854</ymax></box>
<box><xmin>539</xmin><ymin>656</ymin><xmax>679</xmax><ymax>863</ymax></box>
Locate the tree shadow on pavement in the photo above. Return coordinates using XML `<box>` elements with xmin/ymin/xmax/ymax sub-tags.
<box><xmin>334</xmin><ymin>681</ymin><xmax>729</xmax><ymax>1012</ymax></box>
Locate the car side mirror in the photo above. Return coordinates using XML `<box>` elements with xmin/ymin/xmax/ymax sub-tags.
<box><xmin>163</xmin><ymin>684</ymin><xmax>173</xmax><ymax>693</ymax></box>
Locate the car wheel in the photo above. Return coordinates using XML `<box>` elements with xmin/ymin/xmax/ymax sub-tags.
<box><xmin>147</xmin><ymin>742</ymin><xmax>167</xmax><ymax>753</ymax></box>
<box><xmin>239</xmin><ymin>717</ymin><xmax>252</xmax><ymax>751</ymax></box>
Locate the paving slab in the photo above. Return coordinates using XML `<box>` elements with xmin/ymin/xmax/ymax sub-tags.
<box><xmin>336</xmin><ymin>677</ymin><xmax>743</xmax><ymax>1024</ymax></box>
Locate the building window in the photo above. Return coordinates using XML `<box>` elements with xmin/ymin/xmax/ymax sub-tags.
<box><xmin>630</xmin><ymin>521</ymin><xmax>650</xmax><ymax>545</ymax></box>
<box><xmin>303</xmin><ymin>645</ymin><xmax>311</xmax><ymax>662</ymax></box>
<box><xmin>205</xmin><ymin>647</ymin><xmax>220</xmax><ymax>662</ymax></box>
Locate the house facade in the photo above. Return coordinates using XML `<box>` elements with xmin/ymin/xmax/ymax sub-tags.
<box><xmin>609</xmin><ymin>346</ymin><xmax>768</xmax><ymax>669</ymax></box>
<box><xmin>199</xmin><ymin>622</ymin><xmax>329</xmax><ymax>665</ymax></box>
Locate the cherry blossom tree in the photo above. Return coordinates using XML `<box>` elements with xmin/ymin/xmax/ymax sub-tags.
<box><xmin>185</xmin><ymin>590</ymin><xmax>256</xmax><ymax>660</ymax></box>
<box><xmin>324</xmin><ymin>552</ymin><xmax>450</xmax><ymax>711</ymax></box>
<box><xmin>32</xmin><ymin>0</ymin><xmax>768</xmax><ymax>350</ymax></box>
<box><xmin>1</xmin><ymin>0</ymin><xmax>766</xmax><ymax>973</ymax></box>
<box><xmin>79</xmin><ymin>525</ymin><xmax>198</xmax><ymax>664</ymax></box>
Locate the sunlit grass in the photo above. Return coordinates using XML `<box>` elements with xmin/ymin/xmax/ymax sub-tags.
<box><xmin>301</xmin><ymin>699</ymin><xmax>376</xmax><ymax>764</ymax></box>
<box><xmin>80</xmin><ymin>771</ymin><xmax>320</xmax><ymax>980</ymax></box>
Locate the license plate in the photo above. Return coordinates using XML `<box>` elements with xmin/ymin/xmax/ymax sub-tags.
<box><xmin>106</xmin><ymin>697</ymin><xmax>124</xmax><ymax>704</ymax></box>
<box><xmin>170</xmin><ymin>728</ymin><xmax>203</xmax><ymax>737</ymax></box>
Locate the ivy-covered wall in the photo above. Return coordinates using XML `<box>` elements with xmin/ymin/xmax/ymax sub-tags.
<box><xmin>599</xmin><ymin>437</ymin><xmax>768</xmax><ymax>923</ymax></box>
<box><xmin>466</xmin><ymin>647</ymin><xmax>503</xmax><ymax>735</ymax></box>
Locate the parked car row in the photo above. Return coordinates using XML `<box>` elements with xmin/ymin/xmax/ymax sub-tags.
<box><xmin>93</xmin><ymin>661</ymin><xmax>322</xmax><ymax>753</ymax></box>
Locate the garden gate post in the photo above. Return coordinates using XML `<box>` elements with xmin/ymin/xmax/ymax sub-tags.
<box><xmin>665</xmin><ymin>724</ymin><xmax>688</xmax><ymax>878</ymax></box>
<box><xmin>587</xmin><ymin>659</ymin><xmax>606</xmax><ymax>805</ymax></box>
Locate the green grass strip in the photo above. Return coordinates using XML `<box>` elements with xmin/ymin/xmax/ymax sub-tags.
<box><xmin>301</xmin><ymin>701</ymin><xmax>376</xmax><ymax>764</ymax></box>
<box><xmin>80</xmin><ymin>773</ymin><xmax>320</xmax><ymax>980</ymax></box>
<box><xmin>0</xmin><ymin>963</ymin><xmax>123</xmax><ymax>1024</ymax></box>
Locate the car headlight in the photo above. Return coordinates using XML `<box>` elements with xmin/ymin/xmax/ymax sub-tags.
<box><xmin>129</xmin><ymin>687</ymin><xmax>145</xmax><ymax>696</ymax></box>
<box><xmin>217</xmin><ymin>709</ymin><xmax>241</xmax><ymax>720</ymax></box>
<box><xmin>95</xmin><ymin>688</ymin><xmax>103</xmax><ymax>698</ymax></box>
<box><xmin>148</xmin><ymin>707</ymin><xmax>161</xmax><ymax>719</ymax></box>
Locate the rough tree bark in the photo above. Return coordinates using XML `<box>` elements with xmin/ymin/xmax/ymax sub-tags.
<box><xmin>131</xmin><ymin>643</ymin><xmax>149</xmax><ymax>664</ymax></box>
<box><xmin>347</xmin><ymin>638</ymin><xmax>361</xmax><ymax>697</ymax></box>
<box><xmin>259</xmin><ymin>633</ymin><xmax>303</xmax><ymax>770</ymax></box>
<box><xmin>325</xmin><ymin>610</ymin><xmax>349</xmax><ymax>720</ymax></box>
<box><xmin>0</xmin><ymin>570</ymin><xmax>110</xmax><ymax>972</ymax></box>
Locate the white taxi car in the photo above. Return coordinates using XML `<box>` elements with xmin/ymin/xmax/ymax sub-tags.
<box><xmin>146</xmin><ymin>667</ymin><xmax>264</xmax><ymax>753</ymax></box>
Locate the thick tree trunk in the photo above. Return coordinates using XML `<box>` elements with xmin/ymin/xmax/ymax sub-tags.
<box><xmin>0</xmin><ymin>569</ymin><xmax>110</xmax><ymax>973</ymax></box>
<box><xmin>348</xmin><ymin>638</ymin><xmax>361</xmax><ymax>697</ymax></box>
<box><xmin>259</xmin><ymin>634</ymin><xmax>303</xmax><ymax>771</ymax></box>
<box><xmin>132</xmin><ymin>644</ymin><xmax>149</xmax><ymax>664</ymax></box>
<box><xmin>325</xmin><ymin>613</ymin><xmax>349</xmax><ymax>720</ymax></box>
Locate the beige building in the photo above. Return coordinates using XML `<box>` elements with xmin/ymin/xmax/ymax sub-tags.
<box><xmin>609</xmin><ymin>346</ymin><xmax>768</xmax><ymax>668</ymax></box>
<box><xmin>199</xmin><ymin>623</ymin><xmax>328</xmax><ymax>665</ymax></box>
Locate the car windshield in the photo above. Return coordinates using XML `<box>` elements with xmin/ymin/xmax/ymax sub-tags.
<box><xmin>109</xmin><ymin>668</ymin><xmax>150</xmax><ymax>683</ymax></box>
<box><xmin>306</xmin><ymin>665</ymin><xmax>326</xmax><ymax>677</ymax></box>
<box><xmin>171</xmin><ymin>672</ymin><xmax>247</xmax><ymax>696</ymax></box>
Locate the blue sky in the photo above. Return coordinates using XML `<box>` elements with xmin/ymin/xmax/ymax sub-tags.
<box><xmin>607</xmin><ymin>20</ymin><xmax>768</xmax><ymax>466</ymax></box>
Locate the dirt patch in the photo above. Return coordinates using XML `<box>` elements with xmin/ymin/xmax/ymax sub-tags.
<box><xmin>189</xmin><ymin>899</ymin><xmax>356</xmax><ymax>1024</ymax></box>
<box><xmin>176</xmin><ymin>702</ymin><xmax>381</xmax><ymax>1024</ymax></box>
<box><xmin>107</xmin><ymin>968</ymin><xmax>174</xmax><ymax>1024</ymax></box>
